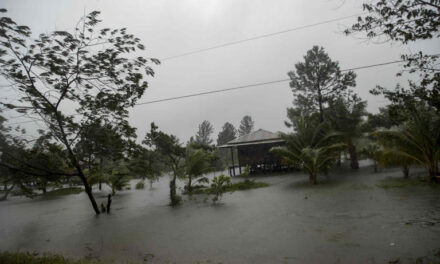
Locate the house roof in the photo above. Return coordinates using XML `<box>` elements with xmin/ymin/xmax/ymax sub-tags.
<box><xmin>218</xmin><ymin>129</ymin><xmax>285</xmax><ymax>148</ymax></box>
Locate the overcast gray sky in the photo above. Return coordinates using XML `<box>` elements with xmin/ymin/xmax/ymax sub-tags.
<box><xmin>2</xmin><ymin>0</ymin><xmax>439</xmax><ymax>143</ymax></box>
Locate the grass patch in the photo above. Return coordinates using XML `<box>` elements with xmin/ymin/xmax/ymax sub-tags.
<box><xmin>44</xmin><ymin>187</ymin><xmax>83</xmax><ymax>196</ymax></box>
<box><xmin>376</xmin><ymin>177</ymin><xmax>438</xmax><ymax>189</ymax></box>
<box><xmin>226</xmin><ymin>180</ymin><xmax>269</xmax><ymax>192</ymax></box>
<box><xmin>0</xmin><ymin>251</ymin><xmax>100</xmax><ymax>264</ymax></box>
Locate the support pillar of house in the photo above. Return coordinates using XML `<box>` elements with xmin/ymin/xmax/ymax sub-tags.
<box><xmin>230</xmin><ymin>147</ymin><xmax>236</xmax><ymax>177</ymax></box>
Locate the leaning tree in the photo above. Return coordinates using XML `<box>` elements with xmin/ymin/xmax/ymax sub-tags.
<box><xmin>0</xmin><ymin>10</ymin><xmax>159</xmax><ymax>214</ymax></box>
<box><xmin>345</xmin><ymin>0</ymin><xmax>440</xmax><ymax>111</ymax></box>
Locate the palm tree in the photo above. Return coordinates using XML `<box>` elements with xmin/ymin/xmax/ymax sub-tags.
<box><xmin>185</xmin><ymin>147</ymin><xmax>214</xmax><ymax>193</ymax></box>
<box><xmin>360</xmin><ymin>141</ymin><xmax>382</xmax><ymax>173</ymax></box>
<box><xmin>373</xmin><ymin>105</ymin><xmax>440</xmax><ymax>182</ymax></box>
<box><xmin>378</xmin><ymin>148</ymin><xmax>416</xmax><ymax>178</ymax></box>
<box><xmin>271</xmin><ymin>116</ymin><xmax>344</xmax><ymax>184</ymax></box>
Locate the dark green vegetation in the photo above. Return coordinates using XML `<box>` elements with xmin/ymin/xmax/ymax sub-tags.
<box><xmin>0</xmin><ymin>252</ymin><xmax>100</xmax><ymax>264</ymax></box>
<box><xmin>227</xmin><ymin>179</ymin><xmax>269</xmax><ymax>191</ymax></box>
<box><xmin>43</xmin><ymin>187</ymin><xmax>83</xmax><ymax>196</ymax></box>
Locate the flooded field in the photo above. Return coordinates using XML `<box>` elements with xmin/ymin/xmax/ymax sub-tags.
<box><xmin>1</xmin><ymin>165</ymin><xmax>440</xmax><ymax>263</ymax></box>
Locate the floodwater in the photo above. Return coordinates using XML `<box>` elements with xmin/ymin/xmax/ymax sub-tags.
<box><xmin>1</xmin><ymin>164</ymin><xmax>440</xmax><ymax>264</ymax></box>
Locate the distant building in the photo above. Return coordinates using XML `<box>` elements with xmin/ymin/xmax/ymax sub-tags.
<box><xmin>218</xmin><ymin>129</ymin><xmax>287</xmax><ymax>176</ymax></box>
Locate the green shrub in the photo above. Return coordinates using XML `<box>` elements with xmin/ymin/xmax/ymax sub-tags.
<box><xmin>210</xmin><ymin>175</ymin><xmax>232</xmax><ymax>203</ymax></box>
<box><xmin>135</xmin><ymin>181</ymin><xmax>145</xmax><ymax>189</ymax></box>
<box><xmin>44</xmin><ymin>187</ymin><xmax>83</xmax><ymax>196</ymax></box>
<box><xmin>241</xmin><ymin>165</ymin><xmax>251</xmax><ymax>177</ymax></box>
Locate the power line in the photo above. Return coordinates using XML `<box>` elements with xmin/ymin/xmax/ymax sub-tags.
<box><xmin>135</xmin><ymin>58</ymin><xmax>407</xmax><ymax>106</ymax></box>
<box><xmin>161</xmin><ymin>13</ymin><xmax>364</xmax><ymax>61</ymax></box>
<box><xmin>135</xmin><ymin>79</ymin><xmax>290</xmax><ymax>106</ymax></box>
<box><xmin>5</xmin><ymin>55</ymin><xmax>435</xmax><ymax>126</ymax></box>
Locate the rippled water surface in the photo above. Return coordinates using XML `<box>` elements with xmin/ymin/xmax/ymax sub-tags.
<box><xmin>1</xmin><ymin>164</ymin><xmax>439</xmax><ymax>263</ymax></box>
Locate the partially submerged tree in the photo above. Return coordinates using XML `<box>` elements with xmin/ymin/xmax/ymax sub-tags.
<box><xmin>210</xmin><ymin>175</ymin><xmax>232</xmax><ymax>204</ymax></box>
<box><xmin>184</xmin><ymin>147</ymin><xmax>214</xmax><ymax>194</ymax></box>
<box><xmin>75</xmin><ymin>120</ymin><xmax>130</xmax><ymax>190</ymax></box>
<box><xmin>288</xmin><ymin>46</ymin><xmax>356</xmax><ymax>122</ymax></box>
<box><xmin>327</xmin><ymin>93</ymin><xmax>367</xmax><ymax>169</ymax></box>
<box><xmin>0</xmin><ymin>10</ymin><xmax>159</xmax><ymax>214</ymax></box>
<box><xmin>129</xmin><ymin>146</ymin><xmax>163</xmax><ymax>189</ymax></box>
<box><xmin>144</xmin><ymin>123</ymin><xmax>185</xmax><ymax>206</ymax></box>
<box><xmin>373</xmin><ymin>104</ymin><xmax>440</xmax><ymax>182</ymax></box>
<box><xmin>360</xmin><ymin>141</ymin><xmax>382</xmax><ymax>173</ymax></box>
<box><xmin>238</xmin><ymin>115</ymin><xmax>254</xmax><ymax>136</ymax></box>
<box><xmin>28</xmin><ymin>140</ymin><xmax>68</xmax><ymax>194</ymax></box>
<box><xmin>271</xmin><ymin>115</ymin><xmax>344</xmax><ymax>184</ymax></box>
<box><xmin>108</xmin><ymin>163</ymin><xmax>130</xmax><ymax>195</ymax></box>
<box><xmin>195</xmin><ymin>120</ymin><xmax>214</xmax><ymax>146</ymax></box>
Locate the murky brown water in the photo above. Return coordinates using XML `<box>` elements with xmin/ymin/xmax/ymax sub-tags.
<box><xmin>1</xmin><ymin>163</ymin><xmax>439</xmax><ymax>263</ymax></box>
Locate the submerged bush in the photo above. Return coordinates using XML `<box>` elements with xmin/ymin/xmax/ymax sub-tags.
<box><xmin>210</xmin><ymin>175</ymin><xmax>232</xmax><ymax>203</ymax></box>
<box><xmin>188</xmin><ymin>178</ymin><xmax>269</xmax><ymax>195</ymax></box>
<box><xmin>135</xmin><ymin>181</ymin><xmax>145</xmax><ymax>189</ymax></box>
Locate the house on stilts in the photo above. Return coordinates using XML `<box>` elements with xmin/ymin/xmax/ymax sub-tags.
<box><xmin>218</xmin><ymin>129</ymin><xmax>288</xmax><ymax>176</ymax></box>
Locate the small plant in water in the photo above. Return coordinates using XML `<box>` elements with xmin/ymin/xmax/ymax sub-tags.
<box><xmin>210</xmin><ymin>175</ymin><xmax>232</xmax><ymax>204</ymax></box>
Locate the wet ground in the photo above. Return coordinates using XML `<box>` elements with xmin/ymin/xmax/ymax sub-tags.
<box><xmin>1</xmin><ymin>163</ymin><xmax>440</xmax><ymax>263</ymax></box>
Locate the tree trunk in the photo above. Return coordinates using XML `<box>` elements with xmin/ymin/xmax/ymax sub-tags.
<box><xmin>309</xmin><ymin>173</ymin><xmax>317</xmax><ymax>185</ymax></box>
<box><xmin>106</xmin><ymin>194</ymin><xmax>112</xmax><ymax>214</ymax></box>
<box><xmin>55</xmin><ymin>112</ymin><xmax>100</xmax><ymax>215</ymax></box>
<box><xmin>403</xmin><ymin>165</ymin><xmax>410</xmax><ymax>179</ymax></box>
<box><xmin>0</xmin><ymin>183</ymin><xmax>15</xmax><ymax>201</ymax></box>
<box><xmin>42</xmin><ymin>181</ymin><xmax>47</xmax><ymax>194</ymax></box>
<box><xmin>317</xmin><ymin>88</ymin><xmax>324</xmax><ymax>123</ymax></box>
<box><xmin>187</xmin><ymin>176</ymin><xmax>192</xmax><ymax>194</ymax></box>
<box><xmin>169</xmin><ymin>175</ymin><xmax>178</xmax><ymax>206</ymax></box>
<box><xmin>347</xmin><ymin>139</ymin><xmax>359</xmax><ymax>170</ymax></box>
<box><xmin>98</xmin><ymin>158</ymin><xmax>103</xmax><ymax>191</ymax></box>
<box><xmin>428</xmin><ymin>164</ymin><xmax>438</xmax><ymax>183</ymax></box>
<box><xmin>373</xmin><ymin>160</ymin><xmax>378</xmax><ymax>173</ymax></box>
<box><xmin>336</xmin><ymin>152</ymin><xmax>342</xmax><ymax>167</ymax></box>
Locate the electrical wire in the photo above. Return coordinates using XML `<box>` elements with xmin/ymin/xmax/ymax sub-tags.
<box><xmin>3</xmin><ymin>57</ymin><xmax>411</xmax><ymax>126</ymax></box>
<box><xmin>161</xmin><ymin>13</ymin><xmax>364</xmax><ymax>61</ymax></box>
